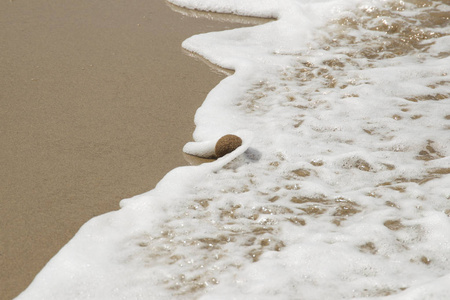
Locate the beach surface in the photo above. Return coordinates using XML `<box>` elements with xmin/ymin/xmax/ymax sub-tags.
<box><xmin>4</xmin><ymin>0</ymin><xmax>450</xmax><ymax>299</ymax></box>
<box><xmin>0</xmin><ymin>1</ymin><xmax>244</xmax><ymax>298</ymax></box>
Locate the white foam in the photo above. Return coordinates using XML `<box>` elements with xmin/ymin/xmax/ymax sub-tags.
<box><xmin>17</xmin><ymin>0</ymin><xmax>450</xmax><ymax>299</ymax></box>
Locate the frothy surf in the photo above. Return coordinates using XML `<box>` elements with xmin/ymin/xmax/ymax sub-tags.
<box><xmin>17</xmin><ymin>0</ymin><xmax>449</xmax><ymax>299</ymax></box>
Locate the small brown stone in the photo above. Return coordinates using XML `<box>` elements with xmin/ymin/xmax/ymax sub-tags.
<box><xmin>215</xmin><ymin>134</ymin><xmax>242</xmax><ymax>158</ymax></box>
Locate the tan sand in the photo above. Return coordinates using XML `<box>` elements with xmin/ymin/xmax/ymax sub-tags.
<box><xmin>0</xmin><ymin>1</ymin><xmax>251</xmax><ymax>298</ymax></box>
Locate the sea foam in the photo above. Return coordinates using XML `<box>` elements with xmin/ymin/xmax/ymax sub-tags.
<box><xmin>17</xmin><ymin>0</ymin><xmax>449</xmax><ymax>299</ymax></box>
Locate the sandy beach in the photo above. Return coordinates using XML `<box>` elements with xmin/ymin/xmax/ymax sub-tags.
<box><xmin>0</xmin><ymin>1</ymin><xmax>246</xmax><ymax>298</ymax></box>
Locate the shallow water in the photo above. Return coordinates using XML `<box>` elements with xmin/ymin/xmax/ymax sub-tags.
<box><xmin>17</xmin><ymin>0</ymin><xmax>450</xmax><ymax>299</ymax></box>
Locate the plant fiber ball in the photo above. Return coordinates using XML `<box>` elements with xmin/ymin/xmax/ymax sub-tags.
<box><xmin>215</xmin><ymin>134</ymin><xmax>242</xmax><ymax>158</ymax></box>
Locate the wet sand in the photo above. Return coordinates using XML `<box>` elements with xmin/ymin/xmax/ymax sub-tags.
<box><xmin>0</xmin><ymin>1</ymin><xmax>247</xmax><ymax>299</ymax></box>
